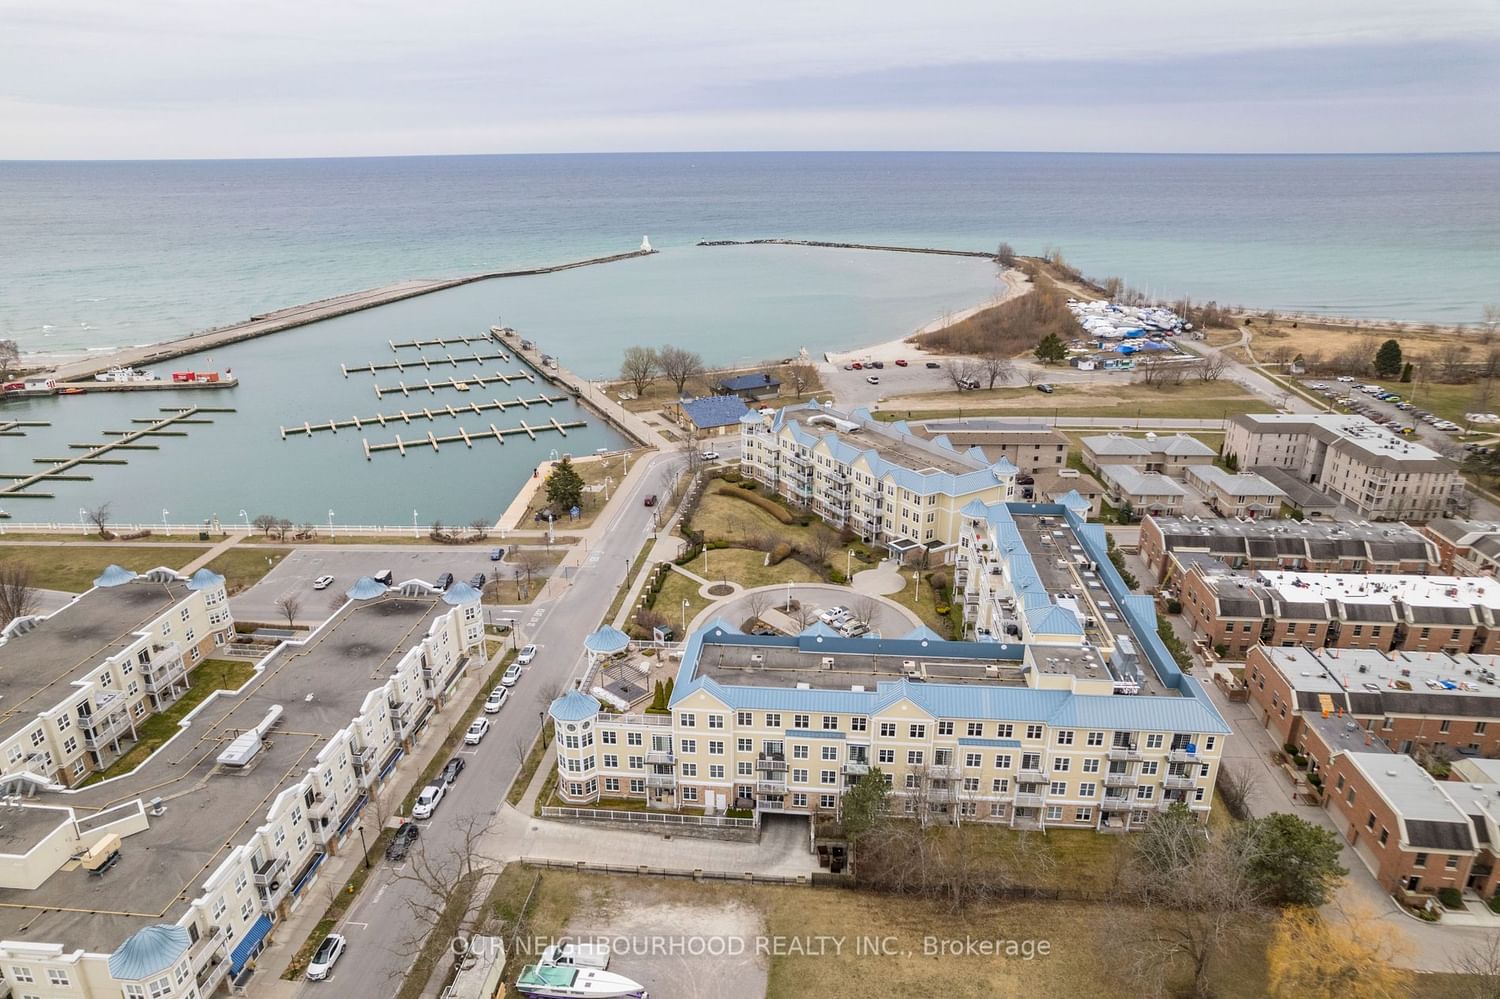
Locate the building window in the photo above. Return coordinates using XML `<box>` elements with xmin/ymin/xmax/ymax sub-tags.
<box><xmin>793</xmin><ymin>745</ymin><xmax>809</xmax><ymax>759</ymax></box>
<box><xmin>766</xmin><ymin>713</ymin><xmax>781</xmax><ymax>728</ymax></box>
<box><xmin>737</xmin><ymin>712</ymin><xmax>753</xmax><ymax>726</ymax></box>
<box><xmin>909</xmin><ymin>724</ymin><xmax>926</xmax><ymax>739</ymax></box>
<box><xmin>1086</xmin><ymin>731</ymin><xmax>1104</xmax><ymax>746</ymax></box>
<box><xmin>821</xmin><ymin>745</ymin><xmax>838</xmax><ymax>761</ymax></box>
<box><xmin>996</xmin><ymin>724</ymin><xmax>1014</xmax><ymax>738</ymax></box>
<box><xmin>992</xmin><ymin>778</ymin><xmax>1009</xmax><ymax>793</ymax></box>
<box><xmin>851</xmin><ymin>717</ymin><xmax>867</xmax><ymax>732</ymax></box>
<box><xmin>708</xmin><ymin>714</ymin><xmax>724</xmax><ymax>729</ymax></box>
<box><xmin>880</xmin><ymin>722</ymin><xmax>896</xmax><ymax>737</ymax></box>
<box><xmin>878</xmin><ymin>749</ymin><xmax>894</xmax><ymax>764</ymax></box>
<box><xmin>994</xmin><ymin>754</ymin><xmax>1012</xmax><ymax>769</ymax></box>
<box><xmin>1056</xmin><ymin>730</ymin><xmax>1074</xmax><ymax>746</ymax></box>
<box><xmin>823</xmin><ymin>715</ymin><xmax>840</xmax><ymax>731</ymax></box>
<box><xmin>967</xmin><ymin>723</ymin><xmax>984</xmax><ymax>737</ymax></box>
<box><xmin>683</xmin><ymin>787</ymin><xmax>698</xmax><ymax>802</ymax></box>
<box><xmin>907</xmin><ymin>751</ymin><xmax>924</xmax><ymax>765</ymax></box>
<box><xmin>793</xmin><ymin>714</ymin><xmax>810</xmax><ymax>729</ymax></box>
<box><xmin>1045</xmin><ymin>806</ymin><xmax>1063</xmax><ymax>821</ymax></box>
<box><xmin>678</xmin><ymin>713</ymin><xmax>695</xmax><ymax>727</ymax></box>
<box><xmin>1414</xmin><ymin>852</ymin><xmax>1428</xmax><ymax>868</ymax></box>
<box><xmin>1025</xmin><ymin>725</ymin><xmax>1043</xmax><ymax>740</ymax></box>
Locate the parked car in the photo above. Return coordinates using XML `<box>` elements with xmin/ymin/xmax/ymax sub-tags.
<box><xmin>1337</xmin><ymin>375</ymin><xmax>1356</xmax><ymax>383</ymax></box>
<box><xmin>433</xmin><ymin>571</ymin><xmax>454</xmax><ymax>590</ymax></box>
<box><xmin>865</xmin><ymin>375</ymin><xmax>880</xmax><ymax>385</ymax></box>
<box><xmin>870</xmin><ymin>360</ymin><xmax>884</xmax><ymax>369</ymax></box>
<box><xmin>490</xmin><ymin>547</ymin><xmax>504</xmax><ymax>561</ymax></box>
<box><xmin>464</xmin><ymin>718</ymin><xmax>490</xmax><ymax>745</ymax></box>
<box><xmin>925</xmin><ymin>361</ymin><xmax>941</xmax><ymax>369</ymax></box>
<box><xmin>894</xmin><ymin>359</ymin><xmax>908</xmax><ymax>367</ymax></box>
<box><xmin>373</xmin><ymin>569</ymin><xmax>394</xmax><ymax>586</ymax></box>
<box><xmin>1307</xmin><ymin>381</ymin><xmax>1327</xmax><ymax>389</ymax></box>
<box><xmin>441</xmin><ymin>756</ymin><xmax>466</xmax><ymax>785</ymax></box>
<box><xmin>306</xmin><ymin>933</ymin><xmax>347</xmax><ymax>981</ymax></box>
<box><xmin>842</xmin><ymin>363</ymin><xmax>854</xmax><ymax>370</ymax></box>
<box><xmin>851</xmin><ymin>361</ymin><xmax>862</xmax><ymax>370</ymax></box>
<box><xmin>502</xmin><ymin>663</ymin><xmax>524</xmax><ymax>687</ymax></box>
<box><xmin>643</xmin><ymin>493</ymin><xmax>658</xmax><ymax>507</ymax></box>
<box><xmin>484</xmin><ymin>687</ymin><xmax>509</xmax><ymax>713</ymax></box>
<box><xmin>412</xmin><ymin>783</ymin><xmax>445</xmax><ymax>819</ymax></box>
<box><xmin>700</xmin><ymin>450</ymin><xmax>721</xmax><ymax>461</ymax></box>
<box><xmin>468</xmin><ymin>573</ymin><xmax>487</xmax><ymax>590</ymax></box>
<box><xmin>516</xmin><ymin>644</ymin><xmax>538</xmax><ymax>666</ymax></box>
<box><xmin>384</xmin><ymin>823</ymin><xmax>420</xmax><ymax>861</ymax></box>
<box><xmin>313</xmin><ymin>575</ymin><xmax>335</xmax><ymax>590</ymax></box>
<box><xmin>1036</xmin><ymin>383</ymin><xmax>1055</xmax><ymax>394</ymax></box>
<box><xmin>818</xmin><ymin>606</ymin><xmax>849</xmax><ymax>625</ymax></box>
<box><xmin>840</xmin><ymin>621</ymin><xmax>870</xmax><ymax>638</ymax></box>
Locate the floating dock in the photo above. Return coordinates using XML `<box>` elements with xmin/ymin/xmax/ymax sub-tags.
<box><xmin>0</xmin><ymin>407</ymin><xmax>224</xmax><ymax>498</ymax></box>
<box><xmin>0</xmin><ymin>420</ymin><xmax>49</xmax><ymax>437</ymax></box>
<box><xmin>388</xmin><ymin>335</ymin><xmax>492</xmax><ymax>351</ymax></box>
<box><xmin>54</xmin><ymin>376</ymin><xmax>238</xmax><ymax>394</ymax></box>
<box><xmin>341</xmin><ymin>352</ymin><xmax>510</xmax><ymax>377</ymax></box>
<box><xmin>372</xmin><ymin>370</ymin><xmax>539</xmax><ymax>399</ymax></box>
<box><xmin>280</xmin><ymin>393</ymin><xmax>571</xmax><ymax>438</ymax></box>
<box><xmin>362</xmin><ymin>417</ymin><xmax>586</xmax><ymax>458</ymax></box>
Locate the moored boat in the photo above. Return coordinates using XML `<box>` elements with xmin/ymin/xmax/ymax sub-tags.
<box><xmin>515</xmin><ymin>963</ymin><xmax>647</xmax><ymax>998</ymax></box>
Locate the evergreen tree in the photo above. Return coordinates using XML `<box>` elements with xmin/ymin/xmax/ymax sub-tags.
<box><xmin>1399</xmin><ymin>362</ymin><xmax>1413</xmax><ymax>383</ymax></box>
<box><xmin>1373</xmin><ymin>339</ymin><xmax>1403</xmax><ymax>378</ymax></box>
<box><xmin>839</xmin><ymin>769</ymin><xmax>889</xmax><ymax>840</ymax></box>
<box><xmin>1245</xmin><ymin>812</ymin><xmax>1348</xmax><ymax>906</ymax></box>
<box><xmin>544</xmin><ymin>456</ymin><xmax>585</xmax><ymax>512</ymax></box>
<box><xmin>1034</xmin><ymin>333</ymin><xmax>1067</xmax><ymax>365</ymax></box>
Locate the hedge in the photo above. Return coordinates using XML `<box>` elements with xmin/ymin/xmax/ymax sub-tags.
<box><xmin>714</xmin><ymin>484</ymin><xmax>795</xmax><ymax>524</ymax></box>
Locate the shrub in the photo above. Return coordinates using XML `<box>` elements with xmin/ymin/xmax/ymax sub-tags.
<box><xmin>1488</xmin><ymin>894</ymin><xmax>1500</xmax><ymax>914</ymax></box>
<box><xmin>739</xmin><ymin>480</ymin><xmax>758</xmax><ymax>491</ymax></box>
<box><xmin>828</xmin><ymin>569</ymin><xmax>847</xmax><ymax>585</ymax></box>
<box><xmin>1214</xmin><ymin>643</ymin><xmax>1229</xmax><ymax>658</ymax></box>
<box><xmin>1416</xmin><ymin>907</ymin><xmax>1441</xmax><ymax>922</ymax></box>
<box><xmin>930</xmin><ymin>572</ymin><xmax>949</xmax><ymax>592</ymax></box>
<box><xmin>715</xmin><ymin>485</ymin><xmax>794</xmax><ymax>524</ymax></box>
<box><xmin>768</xmin><ymin>542</ymin><xmax>793</xmax><ymax>565</ymax></box>
<box><xmin>1166</xmin><ymin>598</ymin><xmax>1183</xmax><ymax>615</ymax></box>
<box><xmin>707</xmin><ymin>540</ymin><xmax>730</xmax><ymax>550</ymax></box>
<box><xmin>1439</xmin><ymin>887</ymin><xmax>1464</xmax><ymax>910</ymax></box>
<box><xmin>934</xmin><ymin>604</ymin><xmax>951</xmax><ymax>616</ymax></box>
<box><xmin>1283</xmin><ymin>743</ymin><xmax>1299</xmax><ymax>756</ymax></box>
<box><xmin>1307</xmin><ymin>772</ymin><xmax>1323</xmax><ymax>788</ymax></box>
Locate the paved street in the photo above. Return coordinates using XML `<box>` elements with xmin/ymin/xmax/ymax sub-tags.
<box><xmin>273</xmin><ymin>448</ymin><xmax>682</xmax><ymax>998</ymax></box>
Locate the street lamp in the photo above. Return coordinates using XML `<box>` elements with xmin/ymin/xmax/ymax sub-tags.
<box><xmin>327</xmin><ymin>508</ymin><xmax>335</xmax><ymax>535</ymax></box>
<box><xmin>846</xmin><ymin>549</ymin><xmax>854</xmax><ymax>580</ymax></box>
<box><xmin>78</xmin><ymin>507</ymin><xmax>87</xmax><ymax>527</ymax></box>
<box><xmin>682</xmin><ymin>598</ymin><xmax>689</xmax><ymax>633</ymax></box>
<box><xmin>913</xmin><ymin>570</ymin><xmax>921</xmax><ymax>599</ymax></box>
<box><xmin>161</xmin><ymin>508</ymin><xmax>169</xmax><ymax>532</ymax></box>
<box><xmin>785</xmin><ymin>582</ymin><xmax>792</xmax><ymax>612</ymax></box>
<box><xmin>239</xmin><ymin>509</ymin><xmax>250</xmax><ymax>532</ymax></box>
<box><xmin>356</xmin><ymin>823</ymin><xmax>370</xmax><ymax>869</ymax></box>
<box><xmin>413</xmin><ymin>509</ymin><xmax>419</xmax><ymax>539</ymax></box>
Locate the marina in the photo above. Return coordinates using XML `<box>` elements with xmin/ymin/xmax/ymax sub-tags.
<box><xmin>361</xmin><ymin>417</ymin><xmax>586</xmax><ymax>457</ymax></box>
<box><xmin>279</xmin><ymin>393</ymin><xmax>572</xmax><ymax>437</ymax></box>
<box><xmin>0</xmin><ymin>420</ymin><xmax>49</xmax><ymax>437</ymax></box>
<box><xmin>340</xmin><ymin>350</ymin><xmax>511</xmax><ymax>377</ymax></box>
<box><xmin>372</xmin><ymin>369</ymin><xmax>538</xmax><ymax>398</ymax></box>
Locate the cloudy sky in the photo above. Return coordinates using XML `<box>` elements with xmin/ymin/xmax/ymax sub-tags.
<box><xmin>2</xmin><ymin>0</ymin><xmax>1497</xmax><ymax>158</ymax></box>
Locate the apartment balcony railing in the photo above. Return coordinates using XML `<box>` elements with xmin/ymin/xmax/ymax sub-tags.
<box><xmin>757</xmin><ymin>754</ymin><xmax>788</xmax><ymax>773</ymax></box>
<box><xmin>1108</xmin><ymin>746</ymin><xmax>1143</xmax><ymax>762</ymax></box>
<box><xmin>253</xmin><ymin>853</ymin><xmax>288</xmax><ymax>886</ymax></box>
<box><xmin>927</xmin><ymin>764</ymin><xmax>961</xmax><ymax>779</ymax></box>
<box><xmin>1012</xmin><ymin>793</ymin><xmax>1045</xmax><ymax>808</ymax></box>
<box><xmin>1103</xmin><ymin>773</ymin><xmax>1139</xmax><ymax>787</ymax></box>
<box><xmin>1164</xmin><ymin>774</ymin><xmax>1197</xmax><ymax>790</ymax></box>
<box><xmin>756</xmin><ymin>779</ymin><xmax>788</xmax><ymax>794</ymax></box>
<box><xmin>1167</xmin><ymin>749</ymin><xmax>1199</xmax><ymax>764</ymax></box>
<box><xmin>1100</xmin><ymin>798</ymin><xmax>1134</xmax><ymax>812</ymax></box>
<box><xmin>842</xmin><ymin>761</ymin><xmax>870</xmax><ymax>776</ymax></box>
<box><xmin>645</xmin><ymin>750</ymin><xmax>676</xmax><ymax>766</ymax></box>
<box><xmin>1017</xmin><ymin>768</ymin><xmax>1047</xmax><ymax>784</ymax></box>
<box><xmin>645</xmin><ymin>774</ymin><xmax>677</xmax><ymax>789</ymax></box>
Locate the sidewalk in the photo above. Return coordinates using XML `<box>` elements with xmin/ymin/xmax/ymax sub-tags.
<box><xmin>180</xmin><ymin>532</ymin><xmax>246</xmax><ymax>574</ymax></box>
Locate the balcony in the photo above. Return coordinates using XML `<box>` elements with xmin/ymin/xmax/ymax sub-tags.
<box><xmin>645</xmin><ymin>750</ymin><xmax>676</xmax><ymax>766</ymax></box>
<box><xmin>756</xmin><ymin>798</ymin><xmax>788</xmax><ymax>813</ymax></box>
<box><xmin>83</xmin><ymin>710</ymin><xmax>131</xmax><ymax>751</ymax></box>
<box><xmin>1103</xmin><ymin>773</ymin><xmax>1139</xmax><ymax>787</ymax></box>
<box><xmin>1108</xmin><ymin>746</ymin><xmax>1143</xmax><ymax>762</ymax></box>
<box><xmin>645</xmin><ymin>773</ymin><xmax>677</xmax><ymax>789</ymax></box>
<box><xmin>927</xmin><ymin>764</ymin><xmax>961</xmax><ymax>779</ymax></box>
<box><xmin>191</xmin><ymin>927</ymin><xmax>229</xmax><ymax>994</ymax></box>
<box><xmin>1100</xmin><ymin>798</ymin><xmax>1134</xmax><ymax>812</ymax></box>
<box><xmin>253</xmin><ymin>853</ymin><xmax>287</xmax><ymax>886</ymax></box>
<box><xmin>1164</xmin><ymin>774</ymin><xmax>1197</xmax><ymax>790</ymax></box>
<box><xmin>757</xmin><ymin>754</ymin><xmax>787</xmax><ymax>773</ymax></box>
<box><xmin>1168</xmin><ymin>749</ymin><xmax>1199</xmax><ymax>764</ymax></box>
<box><xmin>756</xmin><ymin>779</ymin><xmax>788</xmax><ymax>794</ymax></box>
<box><xmin>1012</xmin><ymin>793</ymin><xmax>1045</xmax><ymax>808</ymax></box>
<box><xmin>843</xmin><ymin>761</ymin><xmax>870</xmax><ymax>777</ymax></box>
<box><xmin>1017</xmin><ymin>768</ymin><xmax>1046</xmax><ymax>784</ymax></box>
<box><xmin>351</xmin><ymin>746</ymin><xmax>376</xmax><ymax>774</ymax></box>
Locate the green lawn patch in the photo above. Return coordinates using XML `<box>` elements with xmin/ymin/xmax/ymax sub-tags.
<box><xmin>80</xmin><ymin>659</ymin><xmax>255</xmax><ymax>785</ymax></box>
<box><xmin>0</xmin><ymin>544</ymin><xmax>209</xmax><ymax>592</ymax></box>
<box><xmin>205</xmin><ymin>546</ymin><xmax>291</xmax><ymax>594</ymax></box>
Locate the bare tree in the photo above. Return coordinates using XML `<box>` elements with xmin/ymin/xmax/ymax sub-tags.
<box><xmin>274</xmin><ymin>594</ymin><xmax>302</xmax><ymax>629</ymax></box>
<box><xmin>274</xmin><ymin>518</ymin><xmax>293</xmax><ymax>542</ymax></box>
<box><xmin>852</xmin><ymin>594</ymin><xmax>880</xmax><ymax>628</ymax></box>
<box><xmin>803</xmin><ymin>526</ymin><xmax>839</xmax><ymax>569</ymax></box>
<box><xmin>657</xmin><ymin>345</ymin><xmax>705</xmax><ymax>394</ymax></box>
<box><xmin>978</xmin><ymin>349</ymin><xmax>1015</xmax><ymax>390</ymax></box>
<box><xmin>1452</xmin><ymin>933</ymin><xmax>1500</xmax><ymax>999</ymax></box>
<box><xmin>1101</xmin><ymin>277</ymin><xmax>1124</xmax><ymax>301</ymax></box>
<box><xmin>0</xmin><ymin>339</ymin><xmax>19</xmax><ymax>378</ymax></box>
<box><xmin>1484</xmin><ymin>303</ymin><xmax>1500</xmax><ymax>338</ymax></box>
<box><xmin>1439</xmin><ymin>342</ymin><xmax>1473</xmax><ymax>382</ymax></box>
<box><xmin>781</xmin><ymin>361</ymin><xmax>817</xmax><ymax>396</ymax></box>
<box><xmin>84</xmin><ymin>502</ymin><xmax>112</xmax><ymax>538</ymax></box>
<box><xmin>1214</xmin><ymin>761</ymin><xmax>1257</xmax><ymax>821</ymax></box>
<box><xmin>251</xmin><ymin>513</ymin><xmax>277</xmax><ymax>537</ymax></box>
<box><xmin>742</xmin><ymin>590</ymin><xmax>772</xmax><ymax>629</ymax></box>
<box><xmin>389</xmin><ymin>813</ymin><xmax>500</xmax><ymax>960</ymax></box>
<box><xmin>1194</xmin><ymin>353</ymin><xmax>1228</xmax><ymax>382</ymax></box>
<box><xmin>945</xmin><ymin>359</ymin><xmax>982</xmax><ymax>391</ymax></box>
<box><xmin>468</xmin><ymin>518</ymin><xmax>490</xmax><ymax>539</ymax></box>
<box><xmin>512</xmin><ymin>548</ymin><xmax>544</xmax><ymax>599</ymax></box>
<box><xmin>1265</xmin><ymin>345</ymin><xmax>1296</xmax><ymax>370</ymax></box>
<box><xmin>1020</xmin><ymin>365</ymin><xmax>1044</xmax><ymax>387</ymax></box>
<box><xmin>618</xmin><ymin>346</ymin><xmax>659</xmax><ymax>397</ymax></box>
<box><xmin>1480</xmin><ymin>347</ymin><xmax>1500</xmax><ymax>382</ymax></box>
<box><xmin>995</xmin><ymin>243</ymin><xmax>1017</xmax><ymax>269</ymax></box>
<box><xmin>0</xmin><ymin>566</ymin><xmax>38</xmax><ymax>627</ymax></box>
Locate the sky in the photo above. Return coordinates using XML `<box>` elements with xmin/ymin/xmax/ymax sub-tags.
<box><xmin>1</xmin><ymin>0</ymin><xmax>1497</xmax><ymax>159</ymax></box>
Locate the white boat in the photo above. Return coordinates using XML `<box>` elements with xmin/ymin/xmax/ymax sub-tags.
<box><xmin>516</xmin><ymin>963</ymin><xmax>647</xmax><ymax>998</ymax></box>
<box><xmin>94</xmin><ymin>366</ymin><xmax>156</xmax><ymax>383</ymax></box>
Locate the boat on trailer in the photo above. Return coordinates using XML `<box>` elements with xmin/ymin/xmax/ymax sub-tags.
<box><xmin>515</xmin><ymin>963</ymin><xmax>647</xmax><ymax>998</ymax></box>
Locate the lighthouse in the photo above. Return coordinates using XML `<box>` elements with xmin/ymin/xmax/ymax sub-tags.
<box><xmin>640</xmin><ymin>235</ymin><xmax>653</xmax><ymax>252</ymax></box>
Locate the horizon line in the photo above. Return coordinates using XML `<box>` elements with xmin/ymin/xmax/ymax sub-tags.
<box><xmin>2</xmin><ymin>148</ymin><xmax>1497</xmax><ymax>165</ymax></box>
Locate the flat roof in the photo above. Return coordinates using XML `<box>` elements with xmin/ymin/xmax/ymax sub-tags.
<box><xmin>1255</xmin><ymin>570</ymin><xmax>1500</xmax><ymax>612</ymax></box>
<box><xmin>695</xmin><ymin>639</ymin><xmax>1029</xmax><ymax>691</ymax></box>
<box><xmin>1232</xmin><ymin>412</ymin><xmax>1452</xmax><ymax>467</ymax></box>
<box><xmin>1247</xmin><ymin>466</ymin><xmax>1342</xmax><ymax>512</ymax></box>
<box><xmin>0</xmin><ymin>580</ymin><xmax>190</xmax><ymax>744</ymax></box>
<box><xmin>1260</xmin><ymin>644</ymin><xmax>1500</xmax><ymax>702</ymax></box>
<box><xmin>0</xmin><ymin>595</ymin><xmax>442</xmax><ymax>953</ymax></box>
<box><xmin>1344</xmin><ymin>751</ymin><xmax>1474</xmax><ymax>824</ymax></box>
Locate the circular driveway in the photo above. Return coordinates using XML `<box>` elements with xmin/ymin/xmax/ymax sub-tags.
<box><xmin>688</xmin><ymin>582</ymin><xmax>923</xmax><ymax>636</ymax></box>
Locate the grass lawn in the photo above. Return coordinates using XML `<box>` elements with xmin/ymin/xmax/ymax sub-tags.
<box><xmin>876</xmin><ymin>379</ymin><xmax>1273</xmax><ymax>423</ymax></box>
<box><xmin>883</xmin><ymin>569</ymin><xmax>959</xmax><ymax>638</ymax></box>
<box><xmin>205</xmin><ymin>546</ymin><xmax>292</xmax><ymax>594</ymax></box>
<box><xmin>518</xmin><ymin>452</ymin><xmax>640</xmax><ymax>530</ymax></box>
<box><xmin>483</xmin><ymin>548</ymin><xmax>569</xmax><ymax>604</ymax></box>
<box><xmin>80</xmin><ymin>659</ymin><xmax>255</xmax><ymax>785</ymax></box>
<box><xmin>605</xmin><ymin>365</ymin><xmax>825</xmax><ymax>414</ymax></box>
<box><xmin>1360</xmin><ymin>377</ymin><xmax>1493</xmax><ymax>429</ymax></box>
<box><xmin>0</xmin><ymin>544</ymin><xmax>209</xmax><ymax>592</ymax></box>
<box><xmin>697</xmin><ymin>546</ymin><xmax>823</xmax><ymax>589</ymax></box>
<box><xmin>691</xmin><ymin>486</ymin><xmax>823</xmax><ymax>549</ymax></box>
<box><xmin>648</xmin><ymin>566</ymin><xmax>713</xmax><ymax>634</ymax></box>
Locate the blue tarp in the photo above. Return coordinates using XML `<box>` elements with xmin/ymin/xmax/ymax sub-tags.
<box><xmin>230</xmin><ymin>914</ymin><xmax>273</xmax><ymax>975</ymax></box>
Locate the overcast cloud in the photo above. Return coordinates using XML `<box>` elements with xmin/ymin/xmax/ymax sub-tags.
<box><xmin>1</xmin><ymin>0</ymin><xmax>1496</xmax><ymax>158</ymax></box>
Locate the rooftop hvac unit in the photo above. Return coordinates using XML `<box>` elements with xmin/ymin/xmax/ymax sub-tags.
<box><xmin>749</xmin><ymin>654</ymin><xmax>764</xmax><ymax>665</ymax></box>
<box><xmin>821</xmin><ymin>657</ymin><xmax>836</xmax><ymax>669</ymax></box>
<box><xmin>984</xmin><ymin>665</ymin><xmax>1000</xmax><ymax>677</ymax></box>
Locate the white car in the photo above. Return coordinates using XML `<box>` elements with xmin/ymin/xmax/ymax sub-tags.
<box><xmin>465</xmin><ymin>717</ymin><xmax>491</xmax><ymax>744</ymax></box>
<box><xmin>413</xmin><ymin>782</ymin><xmax>445</xmax><ymax>819</ymax></box>
<box><xmin>516</xmin><ymin>644</ymin><xmax>537</xmax><ymax>666</ymax></box>
<box><xmin>312</xmin><ymin>575</ymin><xmax>335</xmax><ymax>590</ymax></box>
<box><xmin>483</xmin><ymin>687</ymin><xmax>509</xmax><ymax>713</ymax></box>
<box><xmin>306</xmin><ymin>933</ymin><xmax>346</xmax><ymax>981</ymax></box>
<box><xmin>501</xmin><ymin>664</ymin><xmax>523</xmax><ymax>687</ymax></box>
<box><xmin>1337</xmin><ymin>375</ymin><xmax>1355</xmax><ymax>383</ymax></box>
<box><xmin>865</xmin><ymin>375</ymin><xmax>880</xmax><ymax>385</ymax></box>
<box><xmin>1307</xmin><ymin>382</ymin><xmax>1327</xmax><ymax>390</ymax></box>
<box><xmin>817</xmin><ymin>606</ymin><xmax>849</xmax><ymax>625</ymax></box>
<box><xmin>700</xmin><ymin>451</ymin><xmax>721</xmax><ymax>461</ymax></box>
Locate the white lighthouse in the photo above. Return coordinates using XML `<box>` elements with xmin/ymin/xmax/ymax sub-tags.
<box><xmin>640</xmin><ymin>235</ymin><xmax>653</xmax><ymax>252</ymax></box>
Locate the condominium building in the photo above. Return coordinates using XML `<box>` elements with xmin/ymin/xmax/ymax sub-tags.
<box><xmin>908</xmin><ymin>418</ymin><xmax>1070</xmax><ymax>474</ymax></box>
<box><xmin>1182</xmin><ymin>566</ymin><xmax>1500</xmax><ymax>660</ymax></box>
<box><xmin>1423</xmin><ymin>518</ymin><xmax>1500</xmax><ymax>576</ymax></box>
<box><xmin>1182</xmin><ymin>466</ymin><xmax>1285</xmax><ymax>519</ymax></box>
<box><xmin>1223</xmin><ymin>413</ymin><xmax>1464</xmax><ymax>520</ymax></box>
<box><xmin>1097</xmin><ymin>464</ymin><xmax>1187</xmax><ymax>517</ymax></box>
<box><xmin>552</xmin><ymin>502</ymin><xmax>1230</xmax><ymax>833</ymax></box>
<box><xmin>738</xmin><ymin>401</ymin><xmax>1017</xmax><ymax>556</ymax></box>
<box><xmin>0</xmin><ymin>580</ymin><xmax>484</xmax><ymax>999</ymax></box>
<box><xmin>1079</xmin><ymin>432</ymin><xmax>1216</xmax><ymax>478</ymax></box>
<box><xmin>0</xmin><ymin>566</ymin><xmax>235</xmax><ymax>788</ymax></box>
<box><xmin>1140</xmin><ymin>515</ymin><xmax>1439</xmax><ymax>584</ymax></box>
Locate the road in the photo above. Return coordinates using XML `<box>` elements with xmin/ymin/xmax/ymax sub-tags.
<box><xmin>289</xmin><ymin>449</ymin><xmax>677</xmax><ymax>998</ymax></box>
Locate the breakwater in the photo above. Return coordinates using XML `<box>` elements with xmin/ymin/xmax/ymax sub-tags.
<box><xmin>696</xmin><ymin>238</ymin><xmax>996</xmax><ymax>260</ymax></box>
<box><xmin>39</xmin><ymin>248</ymin><xmax>657</xmax><ymax>383</ymax></box>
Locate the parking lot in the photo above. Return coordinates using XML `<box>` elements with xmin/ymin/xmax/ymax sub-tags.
<box><xmin>228</xmin><ymin>546</ymin><xmax>530</xmax><ymax>623</ymax></box>
<box><xmin>1301</xmin><ymin>377</ymin><xmax>1471</xmax><ymax>448</ymax></box>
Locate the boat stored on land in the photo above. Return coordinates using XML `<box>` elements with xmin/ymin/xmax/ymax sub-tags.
<box><xmin>515</xmin><ymin>963</ymin><xmax>647</xmax><ymax>998</ymax></box>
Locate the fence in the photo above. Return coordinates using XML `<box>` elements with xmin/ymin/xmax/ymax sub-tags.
<box><xmin>539</xmin><ymin>806</ymin><xmax>754</xmax><ymax>828</ymax></box>
<box><xmin>518</xmin><ymin>856</ymin><xmax>810</xmax><ymax>887</ymax></box>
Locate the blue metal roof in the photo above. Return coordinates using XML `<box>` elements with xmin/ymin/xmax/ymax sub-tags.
<box><xmin>680</xmin><ymin>395</ymin><xmax>750</xmax><ymax>428</ymax></box>
<box><xmin>93</xmin><ymin>564</ymin><xmax>137</xmax><ymax>588</ymax></box>
<box><xmin>549</xmin><ymin>690</ymin><xmax>602</xmax><ymax>723</ymax></box>
<box><xmin>229</xmin><ymin>914</ymin><xmax>273</xmax><ymax>975</ymax></box>
<box><xmin>110</xmin><ymin>924</ymin><xmax>191</xmax><ymax>981</ymax></box>
<box><xmin>185</xmin><ymin>567</ymin><xmax>225</xmax><ymax>591</ymax></box>
<box><xmin>345</xmin><ymin>576</ymin><xmax>388</xmax><ymax>600</ymax></box>
<box><xmin>900</xmin><ymin>625</ymin><xmax>947</xmax><ymax>642</ymax></box>
<box><xmin>1026</xmin><ymin>603</ymin><xmax>1085</xmax><ymax>637</ymax></box>
<box><xmin>720</xmin><ymin>373</ymin><xmax>780</xmax><ymax>392</ymax></box>
<box><xmin>584</xmin><ymin>624</ymin><xmax>631</xmax><ymax>654</ymax></box>
<box><xmin>441</xmin><ymin>581</ymin><xmax>482</xmax><ymax>605</ymax></box>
